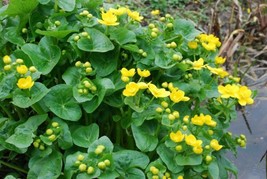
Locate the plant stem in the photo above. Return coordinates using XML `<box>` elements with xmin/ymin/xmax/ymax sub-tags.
<box><xmin>0</xmin><ymin>160</ymin><xmax>28</xmax><ymax>174</ymax></box>
<box><xmin>31</xmin><ymin>102</ymin><xmax>46</xmax><ymax>114</ymax></box>
<box><xmin>0</xmin><ymin>103</ymin><xmax>14</xmax><ymax>120</ymax></box>
<box><xmin>115</xmin><ymin>122</ymin><xmax>121</xmax><ymax>145</ymax></box>
<box><xmin>54</xmin><ymin>0</ymin><xmax>58</xmax><ymax>12</ymax></box>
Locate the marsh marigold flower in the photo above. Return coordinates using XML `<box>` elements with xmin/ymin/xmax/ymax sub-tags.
<box><xmin>185</xmin><ymin>134</ymin><xmax>197</xmax><ymax>146</ymax></box>
<box><xmin>218</xmin><ymin>84</ymin><xmax>239</xmax><ymax>98</ymax></box>
<box><xmin>17</xmin><ymin>76</ymin><xmax>34</xmax><ymax>89</ymax></box>
<box><xmin>192</xmin><ymin>58</ymin><xmax>205</xmax><ymax>70</ymax></box>
<box><xmin>151</xmin><ymin>9</ymin><xmax>160</xmax><ymax>16</ymax></box>
<box><xmin>207</xmin><ymin>66</ymin><xmax>229</xmax><ymax>78</ymax></box>
<box><xmin>188</xmin><ymin>41</ymin><xmax>198</xmax><ymax>49</ymax></box>
<box><xmin>137</xmin><ymin>68</ymin><xmax>150</xmax><ymax>78</ymax></box>
<box><xmin>236</xmin><ymin>86</ymin><xmax>254</xmax><ymax>106</ymax></box>
<box><xmin>215</xmin><ymin>56</ymin><xmax>226</xmax><ymax>65</ymax></box>
<box><xmin>210</xmin><ymin>139</ymin><xmax>223</xmax><ymax>151</ymax></box>
<box><xmin>137</xmin><ymin>82</ymin><xmax>148</xmax><ymax>89</ymax></box>
<box><xmin>193</xmin><ymin>145</ymin><xmax>203</xmax><ymax>154</ymax></box>
<box><xmin>198</xmin><ymin>34</ymin><xmax>221</xmax><ymax>51</ymax></box>
<box><xmin>170</xmin><ymin>130</ymin><xmax>184</xmax><ymax>143</ymax></box>
<box><xmin>122</xmin><ymin>82</ymin><xmax>139</xmax><ymax>97</ymax></box>
<box><xmin>127</xmin><ymin>9</ymin><xmax>143</xmax><ymax>22</ymax></box>
<box><xmin>148</xmin><ymin>84</ymin><xmax>170</xmax><ymax>98</ymax></box>
<box><xmin>170</xmin><ymin>89</ymin><xmax>190</xmax><ymax>103</ymax></box>
<box><xmin>204</xmin><ymin>115</ymin><xmax>217</xmax><ymax>127</ymax></box>
<box><xmin>16</xmin><ymin>65</ymin><xmax>28</xmax><ymax>75</ymax></box>
<box><xmin>120</xmin><ymin>68</ymin><xmax>135</xmax><ymax>77</ymax></box>
<box><xmin>191</xmin><ymin>114</ymin><xmax>205</xmax><ymax>126</ymax></box>
<box><xmin>98</xmin><ymin>10</ymin><xmax>119</xmax><ymax>26</ymax></box>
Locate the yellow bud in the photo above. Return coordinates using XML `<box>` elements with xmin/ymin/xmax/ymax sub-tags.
<box><xmin>170</xmin><ymin>42</ymin><xmax>177</xmax><ymax>48</ymax></box>
<box><xmin>151</xmin><ymin>31</ymin><xmax>157</xmax><ymax>38</ymax></box>
<box><xmin>3</xmin><ymin>55</ymin><xmax>12</xmax><ymax>64</ymax></box>
<box><xmin>39</xmin><ymin>144</ymin><xmax>45</xmax><ymax>150</ymax></box>
<box><xmin>33</xmin><ymin>142</ymin><xmax>39</xmax><ymax>148</ymax></box>
<box><xmin>142</xmin><ymin>52</ymin><xmax>147</xmax><ymax>57</ymax></box>
<box><xmin>173</xmin><ymin>111</ymin><xmax>179</xmax><ymax>118</ymax></box>
<box><xmin>152</xmin><ymin>28</ymin><xmax>159</xmax><ymax>33</ymax></box>
<box><xmin>4</xmin><ymin>65</ymin><xmax>11</xmax><ymax>71</ymax></box>
<box><xmin>48</xmin><ymin>134</ymin><xmax>56</xmax><ymax>141</ymax></box>
<box><xmin>168</xmin><ymin>114</ymin><xmax>175</xmax><ymax>120</ymax></box>
<box><xmin>165</xmin><ymin>108</ymin><xmax>171</xmax><ymax>113</ymax></box>
<box><xmin>75</xmin><ymin>61</ymin><xmax>82</xmax><ymax>67</ymax></box>
<box><xmin>156</xmin><ymin>107</ymin><xmax>163</xmax><ymax>113</ymax></box>
<box><xmin>183</xmin><ymin>115</ymin><xmax>189</xmax><ymax>123</ymax></box>
<box><xmin>165</xmin><ymin>14</ymin><xmax>171</xmax><ymax>18</ymax></box>
<box><xmin>77</xmin><ymin>154</ymin><xmax>85</xmax><ymax>161</ymax></box>
<box><xmin>81</xmin><ymin>32</ymin><xmax>89</xmax><ymax>37</ymax></box>
<box><xmin>152</xmin><ymin>176</ymin><xmax>159</xmax><ymax>179</ymax></box>
<box><xmin>148</xmin><ymin>23</ymin><xmax>155</xmax><ymax>28</ymax></box>
<box><xmin>79</xmin><ymin>163</ymin><xmax>87</xmax><ymax>172</ymax></box>
<box><xmin>138</xmin><ymin>49</ymin><xmax>144</xmax><ymax>54</ymax></box>
<box><xmin>205</xmin><ymin>155</ymin><xmax>212</xmax><ymax>163</ymax></box>
<box><xmin>29</xmin><ymin>66</ymin><xmax>37</xmax><ymax>72</ymax></box>
<box><xmin>175</xmin><ymin>145</ymin><xmax>183</xmax><ymax>152</ymax></box>
<box><xmin>182</xmin><ymin>125</ymin><xmax>187</xmax><ymax>131</ymax></box>
<box><xmin>240</xmin><ymin>140</ymin><xmax>246</xmax><ymax>147</ymax></box>
<box><xmin>167</xmin><ymin>23</ymin><xmax>173</xmax><ymax>28</ymax></box>
<box><xmin>83</xmin><ymin>62</ymin><xmax>91</xmax><ymax>67</ymax></box>
<box><xmin>161</xmin><ymin>101</ymin><xmax>168</xmax><ymax>108</ymax></box>
<box><xmin>165</xmin><ymin>172</ymin><xmax>171</xmax><ymax>177</ymax></box>
<box><xmin>87</xmin><ymin>166</ymin><xmax>95</xmax><ymax>174</ymax></box>
<box><xmin>172</xmin><ymin>54</ymin><xmax>181</xmax><ymax>61</ymax></box>
<box><xmin>166</xmin><ymin>43</ymin><xmax>171</xmax><ymax>48</ymax></box>
<box><xmin>54</xmin><ymin>21</ymin><xmax>61</xmax><ymax>26</ymax></box>
<box><xmin>46</xmin><ymin>129</ymin><xmax>53</xmax><ymax>135</ymax></box>
<box><xmin>82</xmin><ymin>10</ymin><xmax>89</xmax><ymax>15</ymax></box>
<box><xmin>74</xmin><ymin>35</ymin><xmax>80</xmax><ymax>41</ymax></box>
<box><xmin>160</xmin><ymin>17</ymin><xmax>166</xmax><ymax>21</ymax></box>
<box><xmin>205</xmin><ymin>145</ymin><xmax>210</xmax><ymax>150</ymax></box>
<box><xmin>97</xmin><ymin>161</ymin><xmax>106</xmax><ymax>170</ymax></box>
<box><xmin>208</xmin><ymin>130</ymin><xmax>214</xmax><ymax>135</ymax></box>
<box><xmin>162</xmin><ymin>82</ymin><xmax>168</xmax><ymax>88</ymax></box>
<box><xmin>86</xmin><ymin>67</ymin><xmax>93</xmax><ymax>73</ymax></box>
<box><xmin>121</xmin><ymin>76</ymin><xmax>129</xmax><ymax>82</ymax></box>
<box><xmin>52</xmin><ymin>122</ymin><xmax>59</xmax><ymax>127</ymax></box>
<box><xmin>104</xmin><ymin>159</ymin><xmax>111</xmax><ymax>166</ymax></box>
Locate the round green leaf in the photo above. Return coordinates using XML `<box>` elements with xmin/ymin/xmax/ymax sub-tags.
<box><xmin>77</xmin><ymin>28</ymin><xmax>114</xmax><ymax>52</ymax></box>
<box><xmin>12</xmin><ymin>82</ymin><xmax>50</xmax><ymax>108</ymax></box>
<box><xmin>72</xmin><ymin>123</ymin><xmax>99</xmax><ymax>148</ymax></box>
<box><xmin>44</xmin><ymin>84</ymin><xmax>82</xmax><ymax>121</ymax></box>
<box><xmin>175</xmin><ymin>153</ymin><xmax>203</xmax><ymax>166</ymax></box>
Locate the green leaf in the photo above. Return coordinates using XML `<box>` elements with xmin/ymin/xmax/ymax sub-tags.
<box><xmin>28</xmin><ymin>150</ymin><xmax>62</xmax><ymax>179</ymax></box>
<box><xmin>121</xmin><ymin>44</ymin><xmax>140</xmax><ymax>53</ymax></box>
<box><xmin>113</xmin><ymin>150</ymin><xmax>149</xmax><ymax>171</ymax></box>
<box><xmin>38</xmin><ymin>0</ymin><xmax>51</xmax><ymax>4</ymax></box>
<box><xmin>156</xmin><ymin>144</ymin><xmax>184</xmax><ymax>173</ymax></box>
<box><xmin>4</xmin><ymin>27</ymin><xmax>25</xmax><ymax>46</ymax></box>
<box><xmin>21</xmin><ymin>36</ymin><xmax>61</xmax><ymax>75</ymax></box>
<box><xmin>155</xmin><ymin>53</ymin><xmax>176</xmax><ymax>69</ymax></box>
<box><xmin>65</xmin><ymin>151</ymin><xmax>88</xmax><ymax>179</ymax></box>
<box><xmin>131</xmin><ymin>121</ymin><xmax>158</xmax><ymax>152</ymax></box>
<box><xmin>4</xmin><ymin>175</ymin><xmax>17</xmax><ymax>179</ymax></box>
<box><xmin>72</xmin><ymin>123</ymin><xmax>99</xmax><ymax>148</ymax></box>
<box><xmin>77</xmin><ymin>28</ymin><xmax>114</xmax><ymax>52</ymax></box>
<box><xmin>173</xmin><ymin>19</ymin><xmax>201</xmax><ymax>41</ymax></box>
<box><xmin>62</xmin><ymin>67</ymin><xmax>82</xmax><ymax>85</ymax></box>
<box><xmin>0</xmin><ymin>73</ymin><xmax>16</xmax><ymax>99</ymax></box>
<box><xmin>58</xmin><ymin>0</ymin><xmax>76</xmax><ymax>11</ymax></box>
<box><xmin>109</xmin><ymin>27</ymin><xmax>137</xmax><ymax>45</ymax></box>
<box><xmin>99</xmin><ymin>170</ymin><xmax>119</xmax><ymax>179</ymax></box>
<box><xmin>125</xmin><ymin>168</ymin><xmax>145</xmax><ymax>179</ymax></box>
<box><xmin>12</xmin><ymin>82</ymin><xmax>50</xmax><ymax>108</ymax></box>
<box><xmin>5</xmin><ymin>114</ymin><xmax>47</xmax><ymax>148</ymax></box>
<box><xmin>82</xmin><ymin>78</ymin><xmax>115</xmax><ymax>113</ymax></box>
<box><xmin>89</xmin><ymin>47</ymin><xmax>119</xmax><ymax>77</ymax></box>
<box><xmin>44</xmin><ymin>84</ymin><xmax>82</xmax><ymax>121</ymax></box>
<box><xmin>36</xmin><ymin>29</ymin><xmax>78</xmax><ymax>38</ymax></box>
<box><xmin>1</xmin><ymin>0</ymin><xmax>38</xmax><ymax>16</ymax></box>
<box><xmin>208</xmin><ymin>160</ymin><xmax>219</xmax><ymax>179</ymax></box>
<box><xmin>175</xmin><ymin>153</ymin><xmax>203</xmax><ymax>166</ymax></box>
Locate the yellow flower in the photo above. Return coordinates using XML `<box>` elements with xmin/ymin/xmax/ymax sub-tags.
<box><xmin>177</xmin><ymin>176</ymin><xmax>184</xmax><ymax>179</ymax></box>
<box><xmin>17</xmin><ymin>76</ymin><xmax>34</xmax><ymax>89</ymax></box>
<box><xmin>109</xmin><ymin>7</ymin><xmax>127</xmax><ymax>16</ymax></box>
<box><xmin>207</xmin><ymin>66</ymin><xmax>229</xmax><ymax>78</ymax></box>
<box><xmin>185</xmin><ymin>134</ymin><xmax>197</xmax><ymax>146</ymax></box>
<box><xmin>204</xmin><ymin>115</ymin><xmax>217</xmax><ymax>127</ymax></box>
<box><xmin>215</xmin><ymin>56</ymin><xmax>226</xmax><ymax>65</ymax></box>
<box><xmin>148</xmin><ymin>84</ymin><xmax>170</xmax><ymax>98</ymax></box>
<box><xmin>192</xmin><ymin>58</ymin><xmax>205</xmax><ymax>70</ymax></box>
<box><xmin>16</xmin><ymin>65</ymin><xmax>28</xmax><ymax>75</ymax></box>
<box><xmin>191</xmin><ymin>114</ymin><xmax>205</xmax><ymax>126</ymax></box>
<box><xmin>137</xmin><ymin>82</ymin><xmax>148</xmax><ymax>89</ymax></box>
<box><xmin>98</xmin><ymin>11</ymin><xmax>119</xmax><ymax>26</ymax></box>
<box><xmin>198</xmin><ymin>34</ymin><xmax>221</xmax><ymax>51</ymax></box>
<box><xmin>236</xmin><ymin>86</ymin><xmax>254</xmax><ymax>106</ymax></box>
<box><xmin>170</xmin><ymin>131</ymin><xmax>184</xmax><ymax>143</ymax></box>
<box><xmin>127</xmin><ymin>9</ymin><xmax>143</xmax><ymax>22</ymax></box>
<box><xmin>210</xmin><ymin>139</ymin><xmax>223</xmax><ymax>151</ymax></box>
<box><xmin>193</xmin><ymin>145</ymin><xmax>203</xmax><ymax>154</ymax></box>
<box><xmin>202</xmin><ymin>42</ymin><xmax>216</xmax><ymax>51</ymax></box>
<box><xmin>188</xmin><ymin>41</ymin><xmax>198</xmax><ymax>49</ymax></box>
<box><xmin>218</xmin><ymin>84</ymin><xmax>239</xmax><ymax>98</ymax></box>
<box><xmin>122</xmin><ymin>82</ymin><xmax>139</xmax><ymax>97</ymax></box>
<box><xmin>3</xmin><ymin>55</ymin><xmax>12</xmax><ymax>64</ymax></box>
<box><xmin>137</xmin><ymin>68</ymin><xmax>150</xmax><ymax>77</ymax></box>
<box><xmin>120</xmin><ymin>68</ymin><xmax>135</xmax><ymax>77</ymax></box>
<box><xmin>151</xmin><ymin>9</ymin><xmax>160</xmax><ymax>16</ymax></box>
<box><xmin>170</xmin><ymin>89</ymin><xmax>190</xmax><ymax>103</ymax></box>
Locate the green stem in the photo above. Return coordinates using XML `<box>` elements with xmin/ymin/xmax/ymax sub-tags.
<box><xmin>0</xmin><ymin>103</ymin><xmax>14</xmax><ymax>120</ymax></box>
<box><xmin>31</xmin><ymin>102</ymin><xmax>46</xmax><ymax>114</ymax></box>
<box><xmin>0</xmin><ymin>160</ymin><xmax>28</xmax><ymax>174</ymax></box>
<box><xmin>54</xmin><ymin>0</ymin><xmax>58</xmax><ymax>12</ymax></box>
<box><xmin>115</xmin><ymin>122</ymin><xmax>121</xmax><ymax>145</ymax></box>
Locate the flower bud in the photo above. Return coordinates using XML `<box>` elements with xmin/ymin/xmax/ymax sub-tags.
<box><xmin>148</xmin><ymin>23</ymin><xmax>155</xmax><ymax>28</ymax></box>
<box><xmin>104</xmin><ymin>159</ymin><xmax>111</xmax><ymax>166</ymax></box>
<box><xmin>167</xmin><ymin>23</ymin><xmax>173</xmax><ymax>28</ymax></box>
<box><xmin>54</xmin><ymin>21</ymin><xmax>61</xmax><ymax>26</ymax></box>
<box><xmin>161</xmin><ymin>101</ymin><xmax>168</xmax><ymax>108</ymax></box>
<box><xmin>172</xmin><ymin>54</ymin><xmax>181</xmax><ymax>61</ymax></box>
<box><xmin>74</xmin><ymin>35</ymin><xmax>80</xmax><ymax>41</ymax></box>
<box><xmin>150</xmin><ymin>166</ymin><xmax>159</xmax><ymax>175</ymax></box>
<box><xmin>97</xmin><ymin>161</ymin><xmax>106</xmax><ymax>170</ymax></box>
<box><xmin>182</xmin><ymin>125</ymin><xmax>187</xmax><ymax>131</ymax></box>
<box><xmin>33</xmin><ymin>141</ymin><xmax>39</xmax><ymax>148</ymax></box>
<box><xmin>170</xmin><ymin>42</ymin><xmax>177</xmax><ymax>48</ymax></box>
<box><xmin>39</xmin><ymin>144</ymin><xmax>45</xmax><ymax>150</ymax></box>
<box><xmin>48</xmin><ymin>134</ymin><xmax>56</xmax><ymax>141</ymax></box>
<box><xmin>3</xmin><ymin>55</ymin><xmax>12</xmax><ymax>64</ymax></box>
<box><xmin>86</xmin><ymin>67</ymin><xmax>93</xmax><ymax>73</ymax></box>
<box><xmin>205</xmin><ymin>155</ymin><xmax>212</xmax><ymax>163</ymax></box>
<box><xmin>173</xmin><ymin>111</ymin><xmax>179</xmax><ymax>118</ymax></box>
<box><xmin>52</xmin><ymin>122</ymin><xmax>59</xmax><ymax>128</ymax></box>
<box><xmin>208</xmin><ymin>130</ymin><xmax>214</xmax><ymax>135</ymax></box>
<box><xmin>22</xmin><ymin>28</ymin><xmax>28</xmax><ymax>33</ymax></box>
<box><xmin>29</xmin><ymin>66</ymin><xmax>37</xmax><ymax>72</ymax></box>
<box><xmin>46</xmin><ymin>129</ymin><xmax>53</xmax><ymax>135</ymax></box>
<box><xmin>81</xmin><ymin>32</ymin><xmax>89</xmax><ymax>37</ymax></box>
<box><xmin>87</xmin><ymin>14</ymin><xmax>93</xmax><ymax>18</ymax></box>
<box><xmin>162</xmin><ymin>82</ymin><xmax>168</xmax><ymax>88</ymax></box>
<box><xmin>4</xmin><ymin>65</ymin><xmax>11</xmax><ymax>71</ymax></box>
<box><xmin>183</xmin><ymin>115</ymin><xmax>189</xmax><ymax>123</ymax></box>
<box><xmin>165</xmin><ymin>108</ymin><xmax>171</xmax><ymax>113</ymax></box>
<box><xmin>151</xmin><ymin>31</ymin><xmax>157</xmax><ymax>38</ymax></box>
<box><xmin>121</xmin><ymin>76</ymin><xmax>129</xmax><ymax>82</ymax></box>
<box><xmin>175</xmin><ymin>145</ymin><xmax>183</xmax><ymax>152</ymax></box>
<box><xmin>142</xmin><ymin>52</ymin><xmax>147</xmax><ymax>57</ymax></box>
<box><xmin>138</xmin><ymin>49</ymin><xmax>144</xmax><ymax>54</ymax></box>
<box><xmin>156</xmin><ymin>107</ymin><xmax>163</xmax><ymax>113</ymax></box>
<box><xmin>77</xmin><ymin>154</ymin><xmax>85</xmax><ymax>161</ymax></box>
<box><xmin>87</xmin><ymin>166</ymin><xmax>94</xmax><ymax>174</ymax></box>
<box><xmin>168</xmin><ymin>114</ymin><xmax>175</xmax><ymax>120</ymax></box>
<box><xmin>152</xmin><ymin>28</ymin><xmax>159</xmax><ymax>33</ymax></box>
<box><xmin>75</xmin><ymin>61</ymin><xmax>82</xmax><ymax>67</ymax></box>
<box><xmin>79</xmin><ymin>163</ymin><xmax>87</xmax><ymax>172</ymax></box>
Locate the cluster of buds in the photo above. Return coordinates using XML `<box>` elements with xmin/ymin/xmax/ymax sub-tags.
<box><xmin>75</xmin><ymin>154</ymin><xmax>96</xmax><ymax>175</ymax></box>
<box><xmin>97</xmin><ymin>159</ymin><xmax>111</xmax><ymax>170</ymax></box>
<box><xmin>77</xmin><ymin>79</ymin><xmax>97</xmax><ymax>95</ymax></box>
<box><xmin>138</xmin><ymin>49</ymin><xmax>147</xmax><ymax>58</ymax></box>
<box><xmin>94</xmin><ymin>144</ymin><xmax>105</xmax><ymax>155</ymax></box>
<box><xmin>79</xmin><ymin>10</ymin><xmax>93</xmax><ymax>18</ymax></box>
<box><xmin>45</xmin><ymin>122</ymin><xmax>61</xmax><ymax>142</ymax></box>
<box><xmin>32</xmin><ymin>138</ymin><xmax>45</xmax><ymax>150</ymax></box>
<box><xmin>148</xmin><ymin>23</ymin><xmax>160</xmax><ymax>38</ymax></box>
<box><xmin>75</xmin><ymin>61</ymin><xmax>93</xmax><ymax>75</ymax></box>
<box><xmin>236</xmin><ymin>134</ymin><xmax>247</xmax><ymax>147</ymax></box>
<box><xmin>156</xmin><ymin>100</ymin><xmax>180</xmax><ymax>121</ymax></box>
<box><xmin>166</xmin><ymin>41</ymin><xmax>177</xmax><ymax>49</ymax></box>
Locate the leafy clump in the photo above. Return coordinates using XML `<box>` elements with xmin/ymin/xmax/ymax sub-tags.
<box><xmin>0</xmin><ymin>0</ymin><xmax>255</xmax><ymax>179</ymax></box>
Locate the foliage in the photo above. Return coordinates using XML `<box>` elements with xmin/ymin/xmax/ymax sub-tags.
<box><xmin>0</xmin><ymin>0</ymin><xmax>256</xmax><ymax>179</ymax></box>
